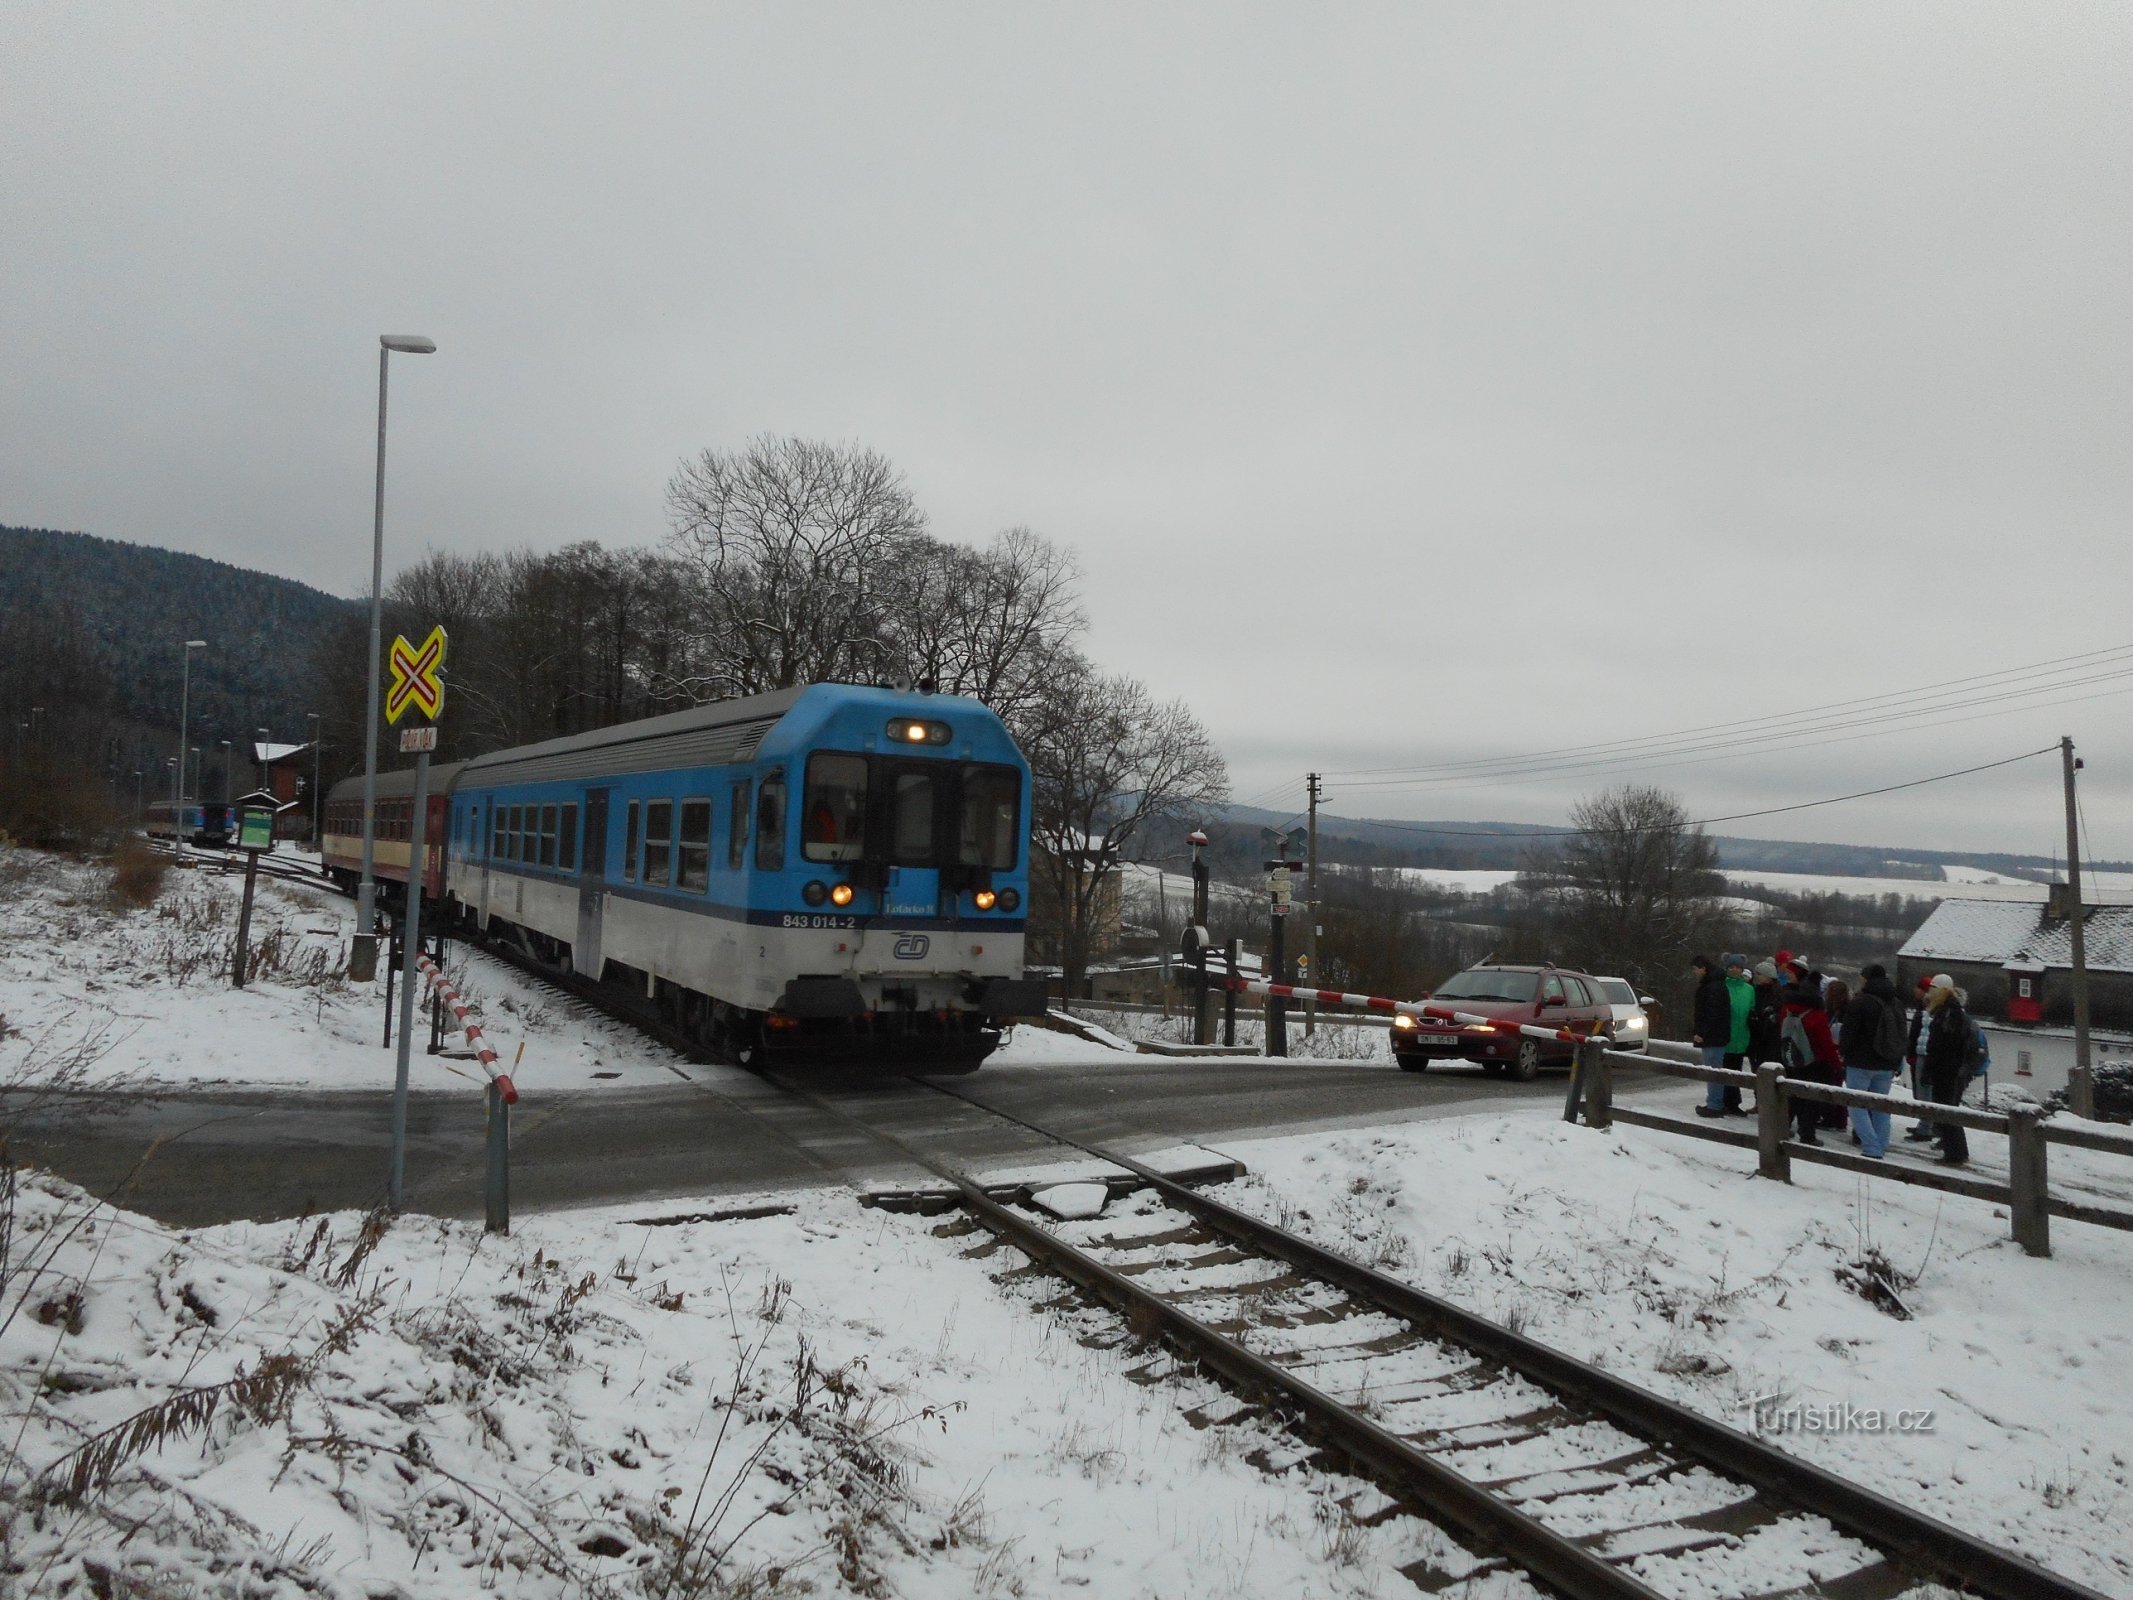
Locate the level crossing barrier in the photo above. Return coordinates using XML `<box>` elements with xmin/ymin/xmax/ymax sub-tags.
<box><xmin>1216</xmin><ymin>974</ymin><xmax>1597</xmax><ymax>1048</ymax></box>
<box><xmin>413</xmin><ymin>951</ymin><xmax>517</xmax><ymax>1234</ymax></box>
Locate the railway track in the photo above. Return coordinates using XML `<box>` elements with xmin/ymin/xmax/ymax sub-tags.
<box><xmin>272</xmin><ymin>869</ymin><xmax>2104</xmax><ymax>1600</ymax></box>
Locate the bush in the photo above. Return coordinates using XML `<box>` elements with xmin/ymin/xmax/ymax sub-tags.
<box><xmin>106</xmin><ymin>835</ymin><xmax>168</xmax><ymax>909</ymax></box>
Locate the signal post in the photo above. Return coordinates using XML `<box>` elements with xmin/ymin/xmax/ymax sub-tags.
<box><xmin>384</xmin><ymin>626</ymin><xmax>447</xmax><ymax>1210</ymax></box>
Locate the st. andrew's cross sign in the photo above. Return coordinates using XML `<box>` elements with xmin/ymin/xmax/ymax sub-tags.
<box><xmin>386</xmin><ymin>626</ymin><xmax>447</xmax><ymax>724</ymax></box>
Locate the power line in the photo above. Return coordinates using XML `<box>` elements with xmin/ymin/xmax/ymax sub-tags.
<box><xmin>1322</xmin><ymin>642</ymin><xmax>2133</xmax><ymax>782</ymax></box>
<box><xmin>1326</xmin><ymin>676</ymin><xmax>2133</xmax><ymax>800</ymax></box>
<box><xmin>1344</xmin><ymin>745</ymin><xmax>2059</xmax><ymax>841</ymax></box>
<box><xmin>1328</xmin><ymin>660</ymin><xmax>2133</xmax><ymax>792</ymax></box>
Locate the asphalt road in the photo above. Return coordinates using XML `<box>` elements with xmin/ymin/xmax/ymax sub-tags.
<box><xmin>7</xmin><ymin>1053</ymin><xmax>1641</xmax><ymax>1227</ymax></box>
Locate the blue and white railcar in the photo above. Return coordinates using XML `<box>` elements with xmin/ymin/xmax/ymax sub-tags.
<box><xmin>441</xmin><ymin>683</ymin><xmax>1042</xmax><ymax>1063</ymax></box>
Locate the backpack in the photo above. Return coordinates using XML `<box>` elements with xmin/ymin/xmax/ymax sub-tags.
<box><xmin>1871</xmin><ymin>995</ymin><xmax>1906</xmax><ymax>1066</ymax></box>
<box><xmin>1963</xmin><ymin>1013</ymin><xmax>1990</xmax><ymax>1078</ymax></box>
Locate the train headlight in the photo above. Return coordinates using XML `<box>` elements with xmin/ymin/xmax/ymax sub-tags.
<box><xmin>973</xmin><ymin>888</ymin><xmax>997</xmax><ymax>911</ymax></box>
<box><xmin>803</xmin><ymin>880</ymin><xmax>829</xmax><ymax>907</ymax></box>
<box><xmin>829</xmin><ymin>882</ymin><xmax>855</xmax><ymax>907</ymax></box>
<box><xmin>998</xmin><ymin>886</ymin><xmax>1020</xmax><ymax>912</ymax></box>
<box><xmin>886</xmin><ymin>718</ymin><xmax>952</xmax><ymax>745</ymax></box>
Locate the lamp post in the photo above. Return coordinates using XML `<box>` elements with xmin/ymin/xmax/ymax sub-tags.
<box><xmin>306</xmin><ymin>712</ymin><xmax>322</xmax><ymax>848</ymax></box>
<box><xmin>172</xmin><ymin>641</ymin><xmax>206</xmax><ymax>863</ymax></box>
<box><xmin>190</xmin><ymin>747</ymin><xmax>202</xmax><ymax>805</ymax></box>
<box><xmin>219</xmin><ymin>738</ymin><xmax>233</xmax><ymax>800</ymax></box>
<box><xmin>355</xmin><ymin>333</ymin><xmax>438</xmax><ymax>983</ymax></box>
<box><xmin>132</xmin><ymin>770</ymin><xmax>143</xmax><ymax>826</ymax></box>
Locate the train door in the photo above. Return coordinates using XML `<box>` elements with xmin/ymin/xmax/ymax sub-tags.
<box><xmin>476</xmin><ymin>796</ymin><xmax>492</xmax><ymax>926</ymax></box>
<box><xmin>575</xmin><ymin>788</ymin><xmax>609</xmax><ymax>980</ymax></box>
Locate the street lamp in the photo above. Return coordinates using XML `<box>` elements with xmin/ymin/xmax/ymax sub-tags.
<box><xmin>132</xmin><ymin>770</ymin><xmax>142</xmax><ymax>826</ymax></box>
<box><xmin>172</xmin><ymin>640</ymin><xmax>207</xmax><ymax>863</ymax></box>
<box><xmin>306</xmin><ymin>712</ymin><xmax>322</xmax><ymax>848</ymax></box>
<box><xmin>219</xmin><ymin>738</ymin><xmax>233</xmax><ymax>799</ymax></box>
<box><xmin>355</xmin><ymin>332</ymin><xmax>438</xmax><ymax>983</ymax></box>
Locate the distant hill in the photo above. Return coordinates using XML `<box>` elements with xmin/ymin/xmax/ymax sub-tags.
<box><xmin>0</xmin><ymin>525</ymin><xmax>360</xmax><ymax>744</ymax></box>
<box><xmin>1218</xmin><ymin>802</ymin><xmax>2128</xmax><ymax>881</ymax></box>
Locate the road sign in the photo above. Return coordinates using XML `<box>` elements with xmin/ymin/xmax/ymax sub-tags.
<box><xmin>399</xmin><ymin>726</ymin><xmax>437</xmax><ymax>753</ymax></box>
<box><xmin>385</xmin><ymin>626</ymin><xmax>447</xmax><ymax>725</ymax></box>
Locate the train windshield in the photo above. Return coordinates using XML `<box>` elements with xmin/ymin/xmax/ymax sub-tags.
<box><xmin>803</xmin><ymin>753</ymin><xmax>869</xmax><ymax>863</ymax></box>
<box><xmin>799</xmin><ymin>753</ymin><xmax>1021</xmax><ymax>870</ymax></box>
<box><xmin>957</xmin><ymin>764</ymin><xmax>1019</xmax><ymax>869</ymax></box>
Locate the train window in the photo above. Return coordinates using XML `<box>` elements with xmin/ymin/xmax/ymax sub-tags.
<box><xmin>678</xmin><ymin>799</ymin><xmax>711</xmax><ymax>891</ymax></box>
<box><xmin>559</xmin><ymin>803</ymin><xmax>578</xmax><ymax>873</ymax></box>
<box><xmin>958</xmin><ymin>765</ymin><xmax>1020</xmax><ymax>869</ymax></box>
<box><xmin>728</xmin><ymin>782</ymin><xmax>750</xmax><ymax>869</ymax></box>
<box><xmin>755</xmin><ymin>771</ymin><xmax>787</xmax><ymax>871</ymax></box>
<box><xmin>491</xmin><ymin>808</ymin><xmax>503</xmax><ymax>861</ymax></box>
<box><xmin>890</xmin><ymin>770</ymin><xmax>935</xmax><ymax>865</ymax></box>
<box><xmin>803</xmin><ymin>754</ymin><xmax>869</xmax><ymax>863</ymax></box>
<box><xmin>644</xmin><ymin>800</ymin><xmax>673</xmax><ymax>885</ymax></box>
<box><xmin>623</xmin><ymin>800</ymin><xmax>640</xmax><ymax>881</ymax></box>
<box><xmin>540</xmin><ymin>804</ymin><xmax>558</xmax><ymax>868</ymax></box>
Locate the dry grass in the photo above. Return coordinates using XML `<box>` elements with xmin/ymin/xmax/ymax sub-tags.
<box><xmin>104</xmin><ymin>836</ymin><xmax>168</xmax><ymax>910</ymax></box>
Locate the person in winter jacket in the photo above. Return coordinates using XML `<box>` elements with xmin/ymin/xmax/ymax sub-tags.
<box><xmin>1724</xmin><ymin>954</ymin><xmax>1754</xmax><ymax>1110</ymax></box>
<box><xmin>1746</xmin><ymin>960</ymin><xmax>1786</xmax><ymax>1067</ymax></box>
<box><xmin>1780</xmin><ymin>979</ymin><xmax>1844</xmax><ymax>1145</ymax></box>
<box><xmin>1690</xmin><ymin>954</ymin><xmax>1737</xmax><ymax>1117</ymax></box>
<box><xmin>1903</xmin><ymin>973</ymin><xmax>1940</xmax><ymax>1142</ymax></box>
<box><xmin>1920</xmin><ymin>978</ymin><xmax>1973</xmax><ymax>1166</ymax></box>
<box><xmin>1840</xmin><ymin>964</ymin><xmax>1907</xmax><ymax>1158</ymax></box>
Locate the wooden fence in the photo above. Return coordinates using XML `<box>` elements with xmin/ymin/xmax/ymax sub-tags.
<box><xmin>1567</xmin><ymin>1039</ymin><xmax>2133</xmax><ymax>1259</ymax></box>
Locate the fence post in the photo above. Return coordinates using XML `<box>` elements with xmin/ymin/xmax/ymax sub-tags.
<box><xmin>1581</xmin><ymin>1038</ymin><xmax>1613</xmax><ymax>1129</ymax></box>
<box><xmin>1756</xmin><ymin>1064</ymin><xmax>1790</xmax><ymax>1181</ymax></box>
<box><xmin>2007</xmin><ymin>1105</ymin><xmax>2050</xmax><ymax>1258</ymax></box>
<box><xmin>484</xmin><ymin>1079</ymin><xmax>510</xmax><ymax>1235</ymax></box>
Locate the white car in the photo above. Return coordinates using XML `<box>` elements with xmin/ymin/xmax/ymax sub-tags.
<box><xmin>1593</xmin><ymin>976</ymin><xmax>1652</xmax><ymax>1052</ymax></box>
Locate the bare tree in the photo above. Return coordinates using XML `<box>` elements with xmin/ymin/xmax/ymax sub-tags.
<box><xmin>1525</xmin><ymin>784</ymin><xmax>1727</xmax><ymax>1011</ymax></box>
<box><xmin>664</xmin><ymin>436</ymin><xmax>928</xmax><ymax>695</ymax></box>
<box><xmin>893</xmin><ymin>527</ymin><xmax>1086</xmax><ymax>726</ymax></box>
<box><xmin>1025</xmin><ymin>663</ymin><xmax>1229</xmax><ymax>994</ymax></box>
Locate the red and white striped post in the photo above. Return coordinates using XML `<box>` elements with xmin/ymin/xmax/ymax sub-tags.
<box><xmin>415</xmin><ymin>952</ymin><xmax>518</xmax><ymax>1233</ymax></box>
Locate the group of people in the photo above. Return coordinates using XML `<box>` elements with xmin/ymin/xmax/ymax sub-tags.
<box><xmin>1687</xmin><ymin>951</ymin><xmax>1982</xmax><ymax>1165</ymax></box>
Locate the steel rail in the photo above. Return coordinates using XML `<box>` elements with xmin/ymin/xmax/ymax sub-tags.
<box><xmin>918</xmin><ymin>1078</ymin><xmax>2109</xmax><ymax>1600</ymax></box>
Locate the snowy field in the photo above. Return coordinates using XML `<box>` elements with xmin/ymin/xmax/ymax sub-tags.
<box><xmin>8</xmin><ymin>842</ymin><xmax>2133</xmax><ymax>1597</ymax></box>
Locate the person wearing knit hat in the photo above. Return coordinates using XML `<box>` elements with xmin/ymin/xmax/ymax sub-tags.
<box><xmin>1745</xmin><ymin>961</ymin><xmax>1785</xmax><ymax>1085</ymax></box>
<box><xmin>1920</xmin><ymin>978</ymin><xmax>1973</xmax><ymax>1166</ymax></box>
<box><xmin>1721</xmin><ymin>955</ymin><xmax>1754</xmax><ymax>1113</ymax></box>
<box><xmin>1903</xmin><ymin>975</ymin><xmax>1956</xmax><ymax>1143</ymax></box>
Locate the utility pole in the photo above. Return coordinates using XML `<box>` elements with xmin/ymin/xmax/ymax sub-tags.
<box><xmin>1305</xmin><ymin>772</ymin><xmax>1321</xmax><ymax>1037</ymax></box>
<box><xmin>2062</xmin><ymin>737</ymin><xmax>2095</xmax><ymax>1118</ymax></box>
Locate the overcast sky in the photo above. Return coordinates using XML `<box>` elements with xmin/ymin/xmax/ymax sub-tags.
<box><xmin>5</xmin><ymin>4</ymin><xmax>2129</xmax><ymax>860</ymax></box>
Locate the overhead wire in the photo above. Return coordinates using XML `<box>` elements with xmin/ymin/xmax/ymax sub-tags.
<box><xmin>1322</xmin><ymin>642</ymin><xmax>2133</xmax><ymax>783</ymax></box>
<box><xmin>1324</xmin><ymin>676</ymin><xmax>2133</xmax><ymax>801</ymax></box>
<box><xmin>1339</xmin><ymin>745</ymin><xmax>2059</xmax><ymax>841</ymax></box>
<box><xmin>1328</xmin><ymin>661</ymin><xmax>2133</xmax><ymax>793</ymax></box>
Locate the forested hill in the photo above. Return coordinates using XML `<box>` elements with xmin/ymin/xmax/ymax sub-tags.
<box><xmin>0</xmin><ymin>525</ymin><xmax>359</xmax><ymax>737</ymax></box>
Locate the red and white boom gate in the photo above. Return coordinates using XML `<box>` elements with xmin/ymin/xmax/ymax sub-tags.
<box><xmin>415</xmin><ymin>951</ymin><xmax>520</xmax><ymax>1103</ymax></box>
<box><xmin>1216</xmin><ymin>974</ymin><xmax>1592</xmax><ymax>1048</ymax></box>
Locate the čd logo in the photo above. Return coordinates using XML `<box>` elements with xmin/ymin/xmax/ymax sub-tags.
<box><xmin>893</xmin><ymin>934</ymin><xmax>931</xmax><ymax>961</ymax></box>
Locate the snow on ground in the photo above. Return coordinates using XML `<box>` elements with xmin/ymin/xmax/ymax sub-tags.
<box><xmin>1722</xmin><ymin>867</ymin><xmax>2133</xmax><ymax>905</ymax></box>
<box><xmin>2</xmin><ymin>1170</ymin><xmax>1496</xmax><ymax>1599</ymax></box>
<box><xmin>12</xmin><ymin>842</ymin><xmax>2133</xmax><ymax>1596</ymax></box>
<box><xmin>0</xmin><ymin>847</ymin><xmax>732</xmax><ymax>1095</ymax></box>
<box><xmin>1209</xmin><ymin>1110</ymin><xmax>2133</xmax><ymax>1598</ymax></box>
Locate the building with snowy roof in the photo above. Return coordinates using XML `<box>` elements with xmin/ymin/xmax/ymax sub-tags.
<box><xmin>1898</xmin><ymin>887</ymin><xmax>2133</xmax><ymax>1033</ymax></box>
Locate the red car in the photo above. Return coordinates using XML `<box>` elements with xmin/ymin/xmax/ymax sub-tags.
<box><xmin>1392</xmin><ymin>963</ymin><xmax>1613</xmax><ymax>1080</ymax></box>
